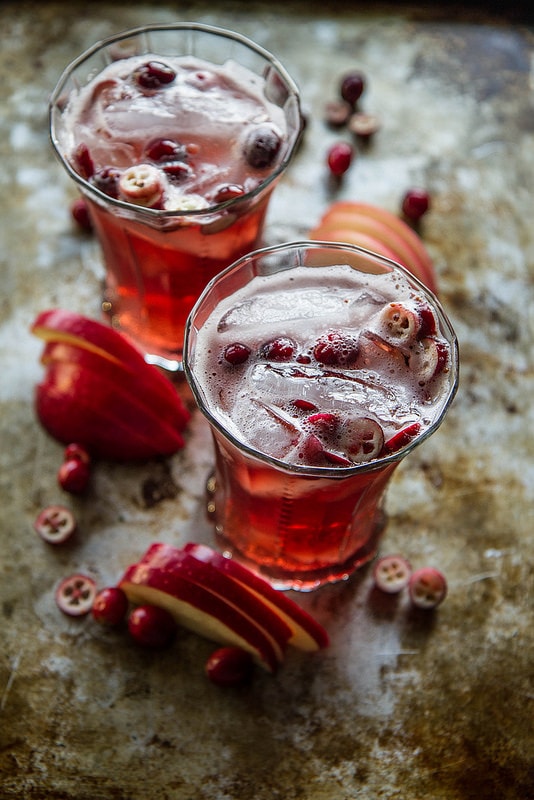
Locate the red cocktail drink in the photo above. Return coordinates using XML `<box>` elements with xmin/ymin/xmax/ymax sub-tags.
<box><xmin>184</xmin><ymin>242</ymin><xmax>459</xmax><ymax>590</ymax></box>
<box><xmin>50</xmin><ymin>24</ymin><xmax>302</xmax><ymax>370</ymax></box>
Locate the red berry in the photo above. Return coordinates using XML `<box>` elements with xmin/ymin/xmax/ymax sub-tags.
<box><xmin>118</xmin><ymin>164</ymin><xmax>165</xmax><ymax>207</ymax></box>
<box><xmin>92</xmin><ymin>587</ymin><xmax>129</xmax><ymax>626</ymax></box>
<box><xmin>211</xmin><ymin>183</ymin><xmax>246</xmax><ymax>204</ymax></box>
<box><xmin>70</xmin><ymin>198</ymin><xmax>93</xmax><ymax>232</ymax></box>
<box><xmin>401</xmin><ymin>188</ymin><xmax>431</xmax><ymax>221</ymax></box>
<box><xmin>134</xmin><ymin>61</ymin><xmax>176</xmax><ymax>89</ymax></box>
<box><xmin>379</xmin><ymin>302</ymin><xmax>421</xmax><ymax>344</ymax></box>
<box><xmin>128</xmin><ymin>605</ymin><xmax>177</xmax><ymax>648</ymax></box>
<box><xmin>323</xmin><ymin>100</ymin><xmax>352</xmax><ymax>128</ymax></box>
<box><xmin>341</xmin><ymin>417</ymin><xmax>384</xmax><ymax>463</ymax></box>
<box><xmin>73</xmin><ymin>143</ymin><xmax>94</xmax><ymax>179</ymax></box>
<box><xmin>244</xmin><ymin>124</ymin><xmax>282</xmax><ymax>169</ymax></box>
<box><xmin>91</xmin><ymin>166</ymin><xmax>121</xmax><ymax>198</ymax></box>
<box><xmin>373</xmin><ymin>555</ymin><xmax>412</xmax><ymax>594</ymax></box>
<box><xmin>306</xmin><ymin>412</ymin><xmax>339</xmax><ymax>435</ymax></box>
<box><xmin>291</xmin><ymin>399</ymin><xmax>318</xmax><ymax>412</ymax></box>
<box><xmin>313</xmin><ymin>330</ymin><xmax>359</xmax><ymax>366</ymax></box>
<box><xmin>326</xmin><ymin>142</ymin><xmax>354</xmax><ymax>177</ymax></box>
<box><xmin>409</xmin><ymin>567</ymin><xmax>447</xmax><ymax>609</ymax></box>
<box><xmin>205</xmin><ymin>647</ymin><xmax>254</xmax><ymax>687</ymax></box>
<box><xmin>64</xmin><ymin>442</ymin><xmax>91</xmax><ymax>465</ymax></box>
<box><xmin>340</xmin><ymin>71</ymin><xmax>366</xmax><ymax>106</ymax></box>
<box><xmin>383</xmin><ymin>422</ymin><xmax>421</xmax><ymax>454</ymax></box>
<box><xmin>55</xmin><ymin>574</ymin><xmax>97</xmax><ymax>617</ymax></box>
<box><xmin>145</xmin><ymin>137</ymin><xmax>186</xmax><ymax>162</ymax></box>
<box><xmin>223</xmin><ymin>342</ymin><xmax>251</xmax><ymax>365</ymax></box>
<box><xmin>348</xmin><ymin>111</ymin><xmax>381</xmax><ymax>140</ymax></box>
<box><xmin>409</xmin><ymin>337</ymin><xmax>449</xmax><ymax>384</ymax></box>
<box><xmin>57</xmin><ymin>459</ymin><xmax>90</xmax><ymax>494</ymax></box>
<box><xmin>33</xmin><ymin>505</ymin><xmax>76</xmax><ymax>545</ymax></box>
<box><xmin>260</xmin><ymin>337</ymin><xmax>296</xmax><ymax>361</ymax></box>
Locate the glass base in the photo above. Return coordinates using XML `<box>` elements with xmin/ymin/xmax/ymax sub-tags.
<box><xmin>205</xmin><ymin>473</ymin><xmax>386</xmax><ymax>592</ymax></box>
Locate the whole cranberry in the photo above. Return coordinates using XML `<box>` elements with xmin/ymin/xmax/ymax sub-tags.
<box><xmin>401</xmin><ymin>188</ymin><xmax>431</xmax><ymax>222</ymax></box>
<box><xmin>92</xmin><ymin>587</ymin><xmax>129</xmax><ymax>626</ymax></box>
<box><xmin>223</xmin><ymin>342</ymin><xmax>251</xmax><ymax>365</ymax></box>
<box><xmin>244</xmin><ymin>124</ymin><xmax>282</xmax><ymax>169</ymax></box>
<box><xmin>64</xmin><ymin>442</ymin><xmax>91</xmax><ymax>465</ymax></box>
<box><xmin>128</xmin><ymin>605</ymin><xmax>177</xmax><ymax>648</ymax></box>
<box><xmin>313</xmin><ymin>330</ymin><xmax>359</xmax><ymax>366</ymax></box>
<box><xmin>206</xmin><ymin>647</ymin><xmax>254</xmax><ymax>687</ymax></box>
<box><xmin>91</xmin><ymin>167</ymin><xmax>122</xmax><ymax>199</ymax></box>
<box><xmin>134</xmin><ymin>61</ymin><xmax>176</xmax><ymax>90</ymax></box>
<box><xmin>57</xmin><ymin>459</ymin><xmax>90</xmax><ymax>494</ymax></box>
<box><xmin>260</xmin><ymin>337</ymin><xmax>296</xmax><ymax>361</ymax></box>
<box><xmin>326</xmin><ymin>142</ymin><xmax>354</xmax><ymax>177</ymax></box>
<box><xmin>145</xmin><ymin>138</ymin><xmax>187</xmax><ymax>163</ymax></box>
<box><xmin>340</xmin><ymin>71</ymin><xmax>366</xmax><ymax>106</ymax></box>
<box><xmin>70</xmin><ymin>198</ymin><xmax>93</xmax><ymax>232</ymax></box>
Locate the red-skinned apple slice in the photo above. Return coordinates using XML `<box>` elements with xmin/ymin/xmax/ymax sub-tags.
<box><xmin>183</xmin><ymin>543</ymin><xmax>330</xmax><ymax>652</ymax></box>
<box><xmin>36</xmin><ymin>360</ymin><xmax>185</xmax><ymax>460</ymax></box>
<box><xmin>31</xmin><ymin>310</ymin><xmax>188</xmax><ymax>424</ymax></box>
<box><xmin>119</xmin><ymin>544</ymin><xmax>282</xmax><ymax>672</ymax></box>
<box><xmin>310</xmin><ymin>227</ymin><xmax>400</xmax><ymax>265</ymax></box>
<box><xmin>41</xmin><ymin>341</ymin><xmax>189</xmax><ymax>432</ymax></box>
<box><xmin>310</xmin><ymin>201</ymin><xmax>438</xmax><ymax>293</ymax></box>
<box><xmin>133</xmin><ymin>544</ymin><xmax>292</xmax><ymax>661</ymax></box>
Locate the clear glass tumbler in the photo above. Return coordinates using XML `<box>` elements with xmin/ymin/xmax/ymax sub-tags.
<box><xmin>184</xmin><ymin>241</ymin><xmax>459</xmax><ymax>591</ymax></box>
<box><xmin>50</xmin><ymin>23</ymin><xmax>302</xmax><ymax>371</ymax></box>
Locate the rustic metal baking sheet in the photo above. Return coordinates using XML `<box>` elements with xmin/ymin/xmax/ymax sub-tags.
<box><xmin>1</xmin><ymin>2</ymin><xmax>533</xmax><ymax>798</ymax></box>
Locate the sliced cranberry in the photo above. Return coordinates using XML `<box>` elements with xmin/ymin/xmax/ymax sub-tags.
<box><xmin>340</xmin><ymin>71</ymin><xmax>366</xmax><ymax>106</ymax></box>
<box><xmin>133</xmin><ymin>61</ymin><xmax>176</xmax><ymax>90</ymax></box>
<box><xmin>55</xmin><ymin>574</ymin><xmax>97</xmax><ymax>617</ymax></box>
<box><xmin>211</xmin><ymin>183</ymin><xmax>246</xmax><ymax>204</ymax></box>
<box><xmin>408</xmin><ymin>567</ymin><xmax>447</xmax><ymax>609</ymax></box>
<box><xmin>373</xmin><ymin>555</ymin><xmax>412</xmax><ymax>594</ymax></box>
<box><xmin>327</xmin><ymin>141</ymin><xmax>353</xmax><ymax>177</ymax></box>
<box><xmin>73</xmin><ymin>143</ymin><xmax>94</xmax><ymax>179</ymax></box>
<box><xmin>118</xmin><ymin>164</ymin><xmax>165</xmax><ymax>207</ymax></box>
<box><xmin>409</xmin><ymin>337</ymin><xmax>449</xmax><ymax>383</ymax></box>
<box><xmin>260</xmin><ymin>337</ymin><xmax>296</xmax><ymax>361</ymax></box>
<box><xmin>92</xmin><ymin>587</ymin><xmax>129</xmax><ymax>626</ymax></box>
<box><xmin>324</xmin><ymin>450</ymin><xmax>352</xmax><ymax>467</ymax></box>
<box><xmin>64</xmin><ymin>442</ymin><xmax>91</xmax><ymax>465</ymax></box>
<box><xmin>244</xmin><ymin>124</ymin><xmax>282</xmax><ymax>169</ymax></box>
<box><xmin>57</xmin><ymin>459</ymin><xmax>90</xmax><ymax>495</ymax></box>
<box><xmin>313</xmin><ymin>330</ymin><xmax>359</xmax><ymax>366</ymax></box>
<box><xmin>34</xmin><ymin>505</ymin><xmax>76</xmax><ymax>545</ymax></box>
<box><xmin>162</xmin><ymin>161</ymin><xmax>193</xmax><ymax>183</ymax></box>
<box><xmin>223</xmin><ymin>342</ymin><xmax>251</xmax><ymax>365</ymax></box>
<box><xmin>70</xmin><ymin>198</ymin><xmax>93</xmax><ymax>232</ymax></box>
<box><xmin>348</xmin><ymin>111</ymin><xmax>381</xmax><ymax>140</ymax></box>
<box><xmin>384</xmin><ymin>422</ymin><xmax>421</xmax><ymax>454</ymax></box>
<box><xmin>418</xmin><ymin>304</ymin><xmax>438</xmax><ymax>338</ymax></box>
<box><xmin>379</xmin><ymin>302</ymin><xmax>421</xmax><ymax>344</ymax></box>
<box><xmin>145</xmin><ymin>138</ymin><xmax>187</xmax><ymax>163</ymax></box>
<box><xmin>128</xmin><ymin>605</ymin><xmax>177</xmax><ymax>648</ymax></box>
<box><xmin>91</xmin><ymin>166</ymin><xmax>122</xmax><ymax>199</ymax></box>
<box><xmin>402</xmin><ymin>188</ymin><xmax>431</xmax><ymax>222</ymax></box>
<box><xmin>298</xmin><ymin>433</ymin><xmax>326</xmax><ymax>464</ymax></box>
<box><xmin>324</xmin><ymin>100</ymin><xmax>352</xmax><ymax>127</ymax></box>
<box><xmin>342</xmin><ymin>417</ymin><xmax>384</xmax><ymax>463</ymax></box>
<box><xmin>205</xmin><ymin>647</ymin><xmax>254</xmax><ymax>687</ymax></box>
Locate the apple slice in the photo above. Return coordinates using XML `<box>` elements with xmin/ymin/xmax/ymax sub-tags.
<box><xmin>310</xmin><ymin>227</ymin><xmax>400</xmax><ymax>264</ymax></box>
<box><xmin>184</xmin><ymin>543</ymin><xmax>329</xmax><ymax>652</ymax></box>
<box><xmin>41</xmin><ymin>341</ymin><xmax>188</xmax><ymax>432</ymax></box>
<box><xmin>36</xmin><ymin>359</ymin><xmax>185</xmax><ymax>460</ymax></box>
<box><xmin>31</xmin><ymin>310</ymin><xmax>188</xmax><ymax>426</ymax></box>
<box><xmin>119</xmin><ymin>544</ymin><xmax>282</xmax><ymax>672</ymax></box>
<box><xmin>309</xmin><ymin>201</ymin><xmax>438</xmax><ymax>293</ymax></box>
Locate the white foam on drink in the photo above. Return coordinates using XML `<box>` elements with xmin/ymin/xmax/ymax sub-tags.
<box><xmin>194</xmin><ymin>264</ymin><xmax>453</xmax><ymax>467</ymax></box>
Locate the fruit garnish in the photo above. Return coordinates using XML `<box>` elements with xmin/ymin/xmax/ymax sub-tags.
<box><xmin>408</xmin><ymin>567</ymin><xmax>447</xmax><ymax>609</ymax></box>
<box><xmin>118</xmin><ymin>164</ymin><xmax>165</xmax><ymax>207</ymax></box>
<box><xmin>73</xmin><ymin>143</ymin><xmax>94</xmax><ymax>179</ymax></box>
<box><xmin>91</xmin><ymin>166</ymin><xmax>121</xmax><ymax>198</ymax></box>
<box><xmin>313</xmin><ymin>330</ymin><xmax>360</xmax><ymax>366</ymax></box>
<box><xmin>34</xmin><ymin>505</ymin><xmax>76</xmax><ymax>545</ymax></box>
<box><xmin>145</xmin><ymin>137</ymin><xmax>187</xmax><ymax>163</ymax></box>
<box><xmin>340</xmin><ymin>71</ymin><xmax>366</xmax><ymax>106</ymax></box>
<box><xmin>70</xmin><ymin>197</ymin><xmax>93</xmax><ymax>232</ymax></box>
<box><xmin>323</xmin><ymin>100</ymin><xmax>352</xmax><ymax>128</ymax></box>
<box><xmin>128</xmin><ymin>605</ymin><xmax>178</xmax><ymax>648</ymax></box>
<box><xmin>373</xmin><ymin>555</ymin><xmax>412</xmax><ymax>594</ymax></box>
<box><xmin>133</xmin><ymin>60</ymin><xmax>176</xmax><ymax>90</ymax></box>
<box><xmin>55</xmin><ymin>574</ymin><xmax>97</xmax><ymax>617</ymax></box>
<box><xmin>183</xmin><ymin>543</ymin><xmax>330</xmax><ymax>652</ymax></box>
<box><xmin>348</xmin><ymin>111</ymin><xmax>381</xmax><ymax>140</ymax></box>
<box><xmin>223</xmin><ymin>342</ymin><xmax>251</xmax><ymax>365</ymax></box>
<box><xmin>92</xmin><ymin>587</ymin><xmax>129</xmax><ymax>627</ymax></box>
<box><xmin>57</xmin><ymin>458</ymin><xmax>91</xmax><ymax>494</ymax></box>
<box><xmin>259</xmin><ymin>337</ymin><xmax>296</xmax><ymax>362</ymax></box>
<box><xmin>401</xmin><ymin>187</ymin><xmax>431</xmax><ymax>222</ymax></box>
<box><xmin>378</xmin><ymin>301</ymin><xmax>422</xmax><ymax>344</ymax></box>
<box><xmin>243</xmin><ymin>124</ymin><xmax>282</xmax><ymax>169</ymax></box>
<box><xmin>326</xmin><ymin>141</ymin><xmax>354</xmax><ymax>177</ymax></box>
<box><xmin>309</xmin><ymin>201</ymin><xmax>438</xmax><ymax>294</ymax></box>
<box><xmin>409</xmin><ymin>336</ymin><xmax>449</xmax><ymax>384</ymax></box>
<box><xmin>31</xmin><ymin>310</ymin><xmax>189</xmax><ymax>461</ymax></box>
<box><xmin>383</xmin><ymin>422</ymin><xmax>421</xmax><ymax>454</ymax></box>
<box><xmin>64</xmin><ymin>442</ymin><xmax>91</xmax><ymax>465</ymax></box>
<box><xmin>340</xmin><ymin>416</ymin><xmax>384</xmax><ymax>463</ymax></box>
<box><xmin>205</xmin><ymin>647</ymin><xmax>254</xmax><ymax>687</ymax></box>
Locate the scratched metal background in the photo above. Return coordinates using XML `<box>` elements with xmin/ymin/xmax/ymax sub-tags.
<box><xmin>1</xmin><ymin>2</ymin><xmax>533</xmax><ymax>798</ymax></box>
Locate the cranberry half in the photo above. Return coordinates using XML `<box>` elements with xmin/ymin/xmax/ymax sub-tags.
<box><xmin>34</xmin><ymin>505</ymin><xmax>76</xmax><ymax>545</ymax></box>
<box><xmin>55</xmin><ymin>574</ymin><xmax>97</xmax><ymax>617</ymax></box>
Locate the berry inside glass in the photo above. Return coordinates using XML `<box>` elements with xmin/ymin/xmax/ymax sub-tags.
<box><xmin>50</xmin><ymin>24</ymin><xmax>302</xmax><ymax>370</ymax></box>
<box><xmin>184</xmin><ymin>241</ymin><xmax>459</xmax><ymax>591</ymax></box>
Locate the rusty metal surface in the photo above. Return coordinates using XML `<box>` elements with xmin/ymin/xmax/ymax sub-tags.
<box><xmin>1</xmin><ymin>2</ymin><xmax>533</xmax><ymax>798</ymax></box>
